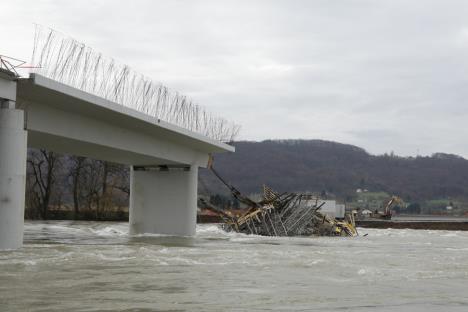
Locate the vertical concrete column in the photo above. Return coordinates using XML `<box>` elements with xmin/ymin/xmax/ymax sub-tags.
<box><xmin>129</xmin><ymin>166</ymin><xmax>198</xmax><ymax>236</ymax></box>
<box><xmin>0</xmin><ymin>75</ymin><xmax>27</xmax><ymax>250</ymax></box>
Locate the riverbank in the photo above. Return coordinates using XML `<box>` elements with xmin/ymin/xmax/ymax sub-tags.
<box><xmin>198</xmin><ymin>215</ymin><xmax>468</xmax><ymax>231</ymax></box>
<box><xmin>28</xmin><ymin>212</ymin><xmax>468</xmax><ymax>231</ymax></box>
<box><xmin>356</xmin><ymin>220</ymin><xmax>468</xmax><ymax>231</ymax></box>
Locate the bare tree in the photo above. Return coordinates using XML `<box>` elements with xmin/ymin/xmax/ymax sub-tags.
<box><xmin>26</xmin><ymin>150</ymin><xmax>130</xmax><ymax>221</ymax></box>
<box><xmin>27</xmin><ymin>149</ymin><xmax>60</xmax><ymax>219</ymax></box>
<box><xmin>95</xmin><ymin>161</ymin><xmax>129</xmax><ymax>219</ymax></box>
<box><xmin>111</xmin><ymin>165</ymin><xmax>130</xmax><ymax>197</ymax></box>
<box><xmin>68</xmin><ymin>155</ymin><xmax>85</xmax><ymax>218</ymax></box>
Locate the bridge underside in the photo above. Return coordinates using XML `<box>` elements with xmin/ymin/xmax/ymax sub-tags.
<box><xmin>17</xmin><ymin>74</ymin><xmax>232</xmax><ymax>166</ymax></box>
<box><xmin>27</xmin><ymin>130</ymin><xmax>181</xmax><ymax>166</ymax></box>
<box><xmin>0</xmin><ymin>73</ymin><xmax>234</xmax><ymax>250</ymax></box>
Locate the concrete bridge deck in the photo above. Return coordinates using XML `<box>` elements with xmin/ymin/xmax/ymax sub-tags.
<box><xmin>18</xmin><ymin>73</ymin><xmax>234</xmax><ymax>166</ymax></box>
<box><xmin>0</xmin><ymin>71</ymin><xmax>234</xmax><ymax>250</ymax></box>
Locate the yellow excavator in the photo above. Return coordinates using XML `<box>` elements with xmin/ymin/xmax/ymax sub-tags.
<box><xmin>375</xmin><ymin>196</ymin><xmax>403</xmax><ymax>220</ymax></box>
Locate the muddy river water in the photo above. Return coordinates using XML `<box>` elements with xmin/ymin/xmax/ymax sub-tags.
<box><xmin>1</xmin><ymin>221</ymin><xmax>467</xmax><ymax>311</ymax></box>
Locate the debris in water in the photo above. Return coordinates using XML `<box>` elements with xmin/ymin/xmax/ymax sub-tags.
<box><xmin>200</xmin><ymin>167</ymin><xmax>358</xmax><ymax>237</ymax></box>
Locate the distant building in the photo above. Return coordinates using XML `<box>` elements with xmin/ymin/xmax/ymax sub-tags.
<box><xmin>319</xmin><ymin>200</ymin><xmax>345</xmax><ymax>219</ymax></box>
<box><xmin>361</xmin><ymin>209</ymin><xmax>373</xmax><ymax>216</ymax></box>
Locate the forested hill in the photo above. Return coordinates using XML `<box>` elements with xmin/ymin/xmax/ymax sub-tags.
<box><xmin>199</xmin><ymin>140</ymin><xmax>468</xmax><ymax>201</ymax></box>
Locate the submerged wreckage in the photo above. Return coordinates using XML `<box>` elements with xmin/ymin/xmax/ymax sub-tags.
<box><xmin>200</xmin><ymin>168</ymin><xmax>358</xmax><ymax>237</ymax></box>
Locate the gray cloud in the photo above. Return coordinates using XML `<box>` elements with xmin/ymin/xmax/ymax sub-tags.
<box><xmin>1</xmin><ymin>0</ymin><xmax>467</xmax><ymax>157</ymax></box>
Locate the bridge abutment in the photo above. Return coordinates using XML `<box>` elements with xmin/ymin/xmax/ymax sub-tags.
<box><xmin>129</xmin><ymin>166</ymin><xmax>198</xmax><ymax>236</ymax></box>
<box><xmin>0</xmin><ymin>75</ymin><xmax>27</xmax><ymax>250</ymax></box>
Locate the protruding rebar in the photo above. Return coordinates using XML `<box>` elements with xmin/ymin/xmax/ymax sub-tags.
<box><xmin>31</xmin><ymin>25</ymin><xmax>240</xmax><ymax>142</ymax></box>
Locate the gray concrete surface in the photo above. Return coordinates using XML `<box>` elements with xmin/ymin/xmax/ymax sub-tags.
<box><xmin>130</xmin><ymin>167</ymin><xmax>198</xmax><ymax>236</ymax></box>
<box><xmin>17</xmin><ymin>74</ymin><xmax>234</xmax><ymax>167</ymax></box>
<box><xmin>0</xmin><ymin>106</ymin><xmax>27</xmax><ymax>250</ymax></box>
<box><xmin>0</xmin><ymin>73</ymin><xmax>233</xmax><ymax>249</ymax></box>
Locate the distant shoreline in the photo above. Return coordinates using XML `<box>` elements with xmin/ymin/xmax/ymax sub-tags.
<box><xmin>392</xmin><ymin>215</ymin><xmax>468</xmax><ymax>222</ymax></box>
<box><xmin>25</xmin><ymin>213</ymin><xmax>468</xmax><ymax>231</ymax></box>
<box><xmin>356</xmin><ymin>219</ymin><xmax>468</xmax><ymax>231</ymax></box>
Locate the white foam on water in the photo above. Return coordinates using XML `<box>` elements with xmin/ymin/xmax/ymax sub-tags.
<box><xmin>95</xmin><ymin>253</ymin><xmax>137</xmax><ymax>262</ymax></box>
<box><xmin>3</xmin><ymin>221</ymin><xmax>468</xmax><ymax>311</ymax></box>
<box><xmin>89</xmin><ymin>226</ymin><xmax>128</xmax><ymax>236</ymax></box>
<box><xmin>196</xmin><ymin>224</ymin><xmax>226</xmax><ymax>235</ymax></box>
<box><xmin>441</xmin><ymin>232</ymin><xmax>460</xmax><ymax>237</ymax></box>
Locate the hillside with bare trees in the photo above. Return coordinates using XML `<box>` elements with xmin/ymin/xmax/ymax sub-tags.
<box><xmin>199</xmin><ymin>140</ymin><xmax>468</xmax><ymax>204</ymax></box>
<box><xmin>25</xmin><ymin>140</ymin><xmax>468</xmax><ymax>219</ymax></box>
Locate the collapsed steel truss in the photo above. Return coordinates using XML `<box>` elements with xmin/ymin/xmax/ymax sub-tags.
<box><xmin>202</xmin><ymin>168</ymin><xmax>358</xmax><ymax>237</ymax></box>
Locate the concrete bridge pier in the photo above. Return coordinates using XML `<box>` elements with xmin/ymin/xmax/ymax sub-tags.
<box><xmin>0</xmin><ymin>72</ymin><xmax>233</xmax><ymax>250</ymax></box>
<box><xmin>0</xmin><ymin>74</ymin><xmax>27</xmax><ymax>250</ymax></box>
<box><xmin>129</xmin><ymin>165</ymin><xmax>198</xmax><ymax>236</ymax></box>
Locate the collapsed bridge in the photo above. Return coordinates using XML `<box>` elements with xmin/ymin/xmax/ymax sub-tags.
<box><xmin>0</xmin><ymin>28</ymin><xmax>238</xmax><ymax>250</ymax></box>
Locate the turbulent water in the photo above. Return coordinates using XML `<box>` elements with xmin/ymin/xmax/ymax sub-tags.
<box><xmin>1</xmin><ymin>222</ymin><xmax>468</xmax><ymax>311</ymax></box>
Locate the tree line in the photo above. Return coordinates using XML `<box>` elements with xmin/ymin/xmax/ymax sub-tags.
<box><xmin>27</xmin><ymin>140</ymin><xmax>468</xmax><ymax>220</ymax></box>
<box><xmin>26</xmin><ymin>149</ymin><xmax>129</xmax><ymax>220</ymax></box>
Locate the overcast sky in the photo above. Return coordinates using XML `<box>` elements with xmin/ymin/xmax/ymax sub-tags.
<box><xmin>1</xmin><ymin>0</ymin><xmax>468</xmax><ymax>158</ymax></box>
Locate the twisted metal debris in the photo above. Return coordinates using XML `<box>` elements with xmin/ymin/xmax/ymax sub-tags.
<box><xmin>202</xmin><ymin>168</ymin><xmax>358</xmax><ymax>237</ymax></box>
<box><xmin>31</xmin><ymin>25</ymin><xmax>240</xmax><ymax>142</ymax></box>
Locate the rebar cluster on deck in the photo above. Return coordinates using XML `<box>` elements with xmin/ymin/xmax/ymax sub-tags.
<box><xmin>30</xmin><ymin>25</ymin><xmax>240</xmax><ymax>142</ymax></box>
